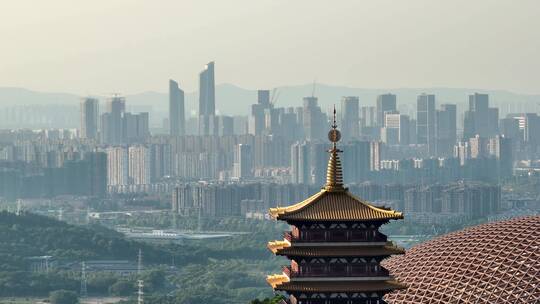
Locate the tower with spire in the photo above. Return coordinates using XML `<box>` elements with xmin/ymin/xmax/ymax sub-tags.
<box><xmin>267</xmin><ymin>107</ymin><xmax>406</xmax><ymax>304</ymax></box>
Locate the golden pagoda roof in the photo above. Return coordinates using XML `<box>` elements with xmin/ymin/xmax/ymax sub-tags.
<box><xmin>269</xmin><ymin>190</ymin><xmax>403</xmax><ymax>221</ymax></box>
<box><xmin>269</xmin><ymin>108</ymin><xmax>403</xmax><ymax>222</ymax></box>
<box><xmin>267</xmin><ymin>240</ymin><xmax>405</xmax><ymax>257</ymax></box>
<box><xmin>267</xmin><ymin>274</ymin><xmax>407</xmax><ymax>292</ymax></box>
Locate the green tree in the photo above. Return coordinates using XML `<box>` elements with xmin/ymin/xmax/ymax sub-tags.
<box><xmin>109</xmin><ymin>280</ymin><xmax>134</xmax><ymax>296</ymax></box>
<box><xmin>49</xmin><ymin>290</ymin><xmax>79</xmax><ymax>304</ymax></box>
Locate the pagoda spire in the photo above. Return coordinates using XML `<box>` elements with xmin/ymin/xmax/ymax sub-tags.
<box><xmin>324</xmin><ymin>106</ymin><xmax>345</xmax><ymax>192</ymax></box>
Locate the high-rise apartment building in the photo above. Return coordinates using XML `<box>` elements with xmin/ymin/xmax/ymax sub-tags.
<box><xmin>128</xmin><ymin>145</ymin><xmax>151</xmax><ymax>185</ymax></box>
<box><xmin>80</xmin><ymin>98</ymin><xmax>99</xmax><ymax>140</ymax></box>
<box><xmin>291</xmin><ymin>142</ymin><xmax>310</xmax><ymax>184</ymax></box>
<box><xmin>169</xmin><ymin>79</ymin><xmax>185</xmax><ymax>136</ymax></box>
<box><xmin>106</xmin><ymin>146</ymin><xmax>128</xmax><ymax>186</ymax></box>
<box><xmin>417</xmin><ymin>94</ymin><xmax>436</xmax><ymax>155</ymax></box>
<box><xmin>199</xmin><ymin>61</ymin><xmax>216</xmax><ymax>135</ymax></box>
<box><xmin>233</xmin><ymin>144</ymin><xmax>253</xmax><ymax>179</ymax></box>
<box><xmin>376</xmin><ymin>93</ymin><xmax>397</xmax><ymax>127</ymax></box>
<box><xmin>340</xmin><ymin>96</ymin><xmax>360</xmax><ymax>140</ymax></box>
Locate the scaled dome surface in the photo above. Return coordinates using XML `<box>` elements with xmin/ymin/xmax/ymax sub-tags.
<box><xmin>384</xmin><ymin>216</ymin><xmax>540</xmax><ymax>303</ymax></box>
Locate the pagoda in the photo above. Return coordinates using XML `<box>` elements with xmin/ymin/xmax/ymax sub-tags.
<box><xmin>267</xmin><ymin>109</ymin><xmax>406</xmax><ymax>304</ymax></box>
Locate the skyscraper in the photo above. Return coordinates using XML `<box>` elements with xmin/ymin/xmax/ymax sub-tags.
<box><xmin>199</xmin><ymin>61</ymin><xmax>216</xmax><ymax>135</ymax></box>
<box><xmin>340</xmin><ymin>96</ymin><xmax>360</xmax><ymax>140</ymax></box>
<box><xmin>437</xmin><ymin>104</ymin><xmax>457</xmax><ymax>157</ymax></box>
<box><xmin>80</xmin><ymin>98</ymin><xmax>99</xmax><ymax>140</ymax></box>
<box><xmin>464</xmin><ymin>93</ymin><xmax>498</xmax><ymax>139</ymax></box>
<box><xmin>101</xmin><ymin>96</ymin><xmax>126</xmax><ymax>144</ymax></box>
<box><xmin>302</xmin><ymin>97</ymin><xmax>326</xmax><ymax>141</ymax></box>
<box><xmin>376</xmin><ymin>93</ymin><xmax>397</xmax><ymax>127</ymax></box>
<box><xmin>169</xmin><ymin>79</ymin><xmax>185</xmax><ymax>136</ymax></box>
<box><xmin>417</xmin><ymin>93</ymin><xmax>436</xmax><ymax>155</ymax></box>
<box><xmin>258</xmin><ymin>90</ymin><xmax>271</xmax><ymax>107</ymax></box>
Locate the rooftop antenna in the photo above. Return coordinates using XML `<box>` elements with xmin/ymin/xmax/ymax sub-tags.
<box><xmin>80</xmin><ymin>261</ymin><xmax>88</xmax><ymax>298</ymax></box>
<box><xmin>137</xmin><ymin>280</ymin><xmax>144</xmax><ymax>304</ymax></box>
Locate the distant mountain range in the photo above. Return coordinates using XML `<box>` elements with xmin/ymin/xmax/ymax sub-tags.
<box><xmin>0</xmin><ymin>84</ymin><xmax>538</xmax><ymax>116</ymax></box>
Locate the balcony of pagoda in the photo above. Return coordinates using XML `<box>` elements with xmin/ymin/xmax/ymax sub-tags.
<box><xmin>282</xmin><ymin>265</ymin><xmax>391</xmax><ymax>279</ymax></box>
<box><xmin>284</xmin><ymin>230</ymin><xmax>387</xmax><ymax>243</ymax></box>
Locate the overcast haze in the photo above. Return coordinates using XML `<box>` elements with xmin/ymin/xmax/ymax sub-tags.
<box><xmin>1</xmin><ymin>0</ymin><xmax>539</xmax><ymax>95</ymax></box>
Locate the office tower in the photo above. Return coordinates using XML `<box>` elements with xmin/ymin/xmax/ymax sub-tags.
<box><xmin>233</xmin><ymin>144</ymin><xmax>253</xmax><ymax>179</ymax></box>
<box><xmin>218</xmin><ymin>115</ymin><xmax>234</xmax><ymax>136</ymax></box>
<box><xmin>198</xmin><ymin>61</ymin><xmax>215</xmax><ymax>135</ymax></box>
<box><xmin>258</xmin><ymin>90</ymin><xmax>271</xmax><ymax>107</ymax></box>
<box><xmin>249</xmin><ymin>104</ymin><xmax>266</xmax><ymax>135</ymax></box>
<box><xmin>417</xmin><ymin>94</ymin><xmax>436</xmax><ymax>155</ymax></box>
<box><xmin>340</xmin><ymin>96</ymin><xmax>360</xmax><ymax>140</ymax></box>
<box><xmin>249</xmin><ymin>90</ymin><xmax>273</xmax><ymax>136</ymax></box>
<box><xmin>302</xmin><ymin>97</ymin><xmax>326</xmax><ymax>141</ymax></box>
<box><xmin>376</xmin><ymin>93</ymin><xmax>397</xmax><ymax>127</ymax></box>
<box><xmin>85</xmin><ymin>151</ymin><xmax>107</xmax><ymax>197</ymax></box>
<box><xmin>437</xmin><ymin>104</ymin><xmax>457</xmax><ymax>157</ymax></box>
<box><xmin>123</xmin><ymin>112</ymin><xmax>149</xmax><ymax>143</ymax></box>
<box><xmin>383</xmin><ymin>113</ymin><xmax>410</xmax><ymax>145</ymax></box>
<box><xmin>128</xmin><ymin>145</ymin><xmax>151</xmax><ymax>186</ymax></box>
<box><xmin>106</xmin><ymin>146</ymin><xmax>128</xmax><ymax>186</ymax></box>
<box><xmin>101</xmin><ymin>96</ymin><xmax>126</xmax><ymax>144</ymax></box>
<box><xmin>291</xmin><ymin>142</ymin><xmax>310</xmax><ymax>184</ymax></box>
<box><xmin>280</xmin><ymin>109</ymin><xmax>299</xmax><ymax>141</ymax></box>
<box><xmin>80</xmin><ymin>98</ymin><xmax>99</xmax><ymax>140</ymax></box>
<box><xmin>169</xmin><ymin>79</ymin><xmax>185</xmax><ymax>136</ymax></box>
<box><xmin>524</xmin><ymin>113</ymin><xmax>540</xmax><ymax>153</ymax></box>
<box><xmin>500</xmin><ymin>117</ymin><xmax>521</xmax><ymax>140</ymax></box>
<box><xmin>464</xmin><ymin>93</ymin><xmax>498</xmax><ymax>139</ymax></box>
<box><xmin>488</xmin><ymin>107</ymin><xmax>499</xmax><ymax>135</ymax></box>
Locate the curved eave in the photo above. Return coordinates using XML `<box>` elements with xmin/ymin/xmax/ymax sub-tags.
<box><xmin>267</xmin><ymin>274</ymin><xmax>407</xmax><ymax>293</ymax></box>
<box><xmin>274</xmin><ymin>245</ymin><xmax>406</xmax><ymax>258</ymax></box>
<box><xmin>269</xmin><ymin>189</ymin><xmax>403</xmax><ymax>222</ymax></box>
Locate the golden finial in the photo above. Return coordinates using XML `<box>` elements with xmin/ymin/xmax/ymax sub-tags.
<box><xmin>324</xmin><ymin>105</ymin><xmax>344</xmax><ymax>192</ymax></box>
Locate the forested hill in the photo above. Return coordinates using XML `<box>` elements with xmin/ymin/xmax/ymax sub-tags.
<box><xmin>0</xmin><ymin>211</ymin><xmax>198</xmax><ymax>271</ymax></box>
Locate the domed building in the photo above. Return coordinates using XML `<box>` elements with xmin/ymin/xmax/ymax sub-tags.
<box><xmin>384</xmin><ymin>216</ymin><xmax>540</xmax><ymax>303</ymax></box>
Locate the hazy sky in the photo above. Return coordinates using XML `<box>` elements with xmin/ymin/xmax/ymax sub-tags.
<box><xmin>1</xmin><ymin>0</ymin><xmax>539</xmax><ymax>95</ymax></box>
